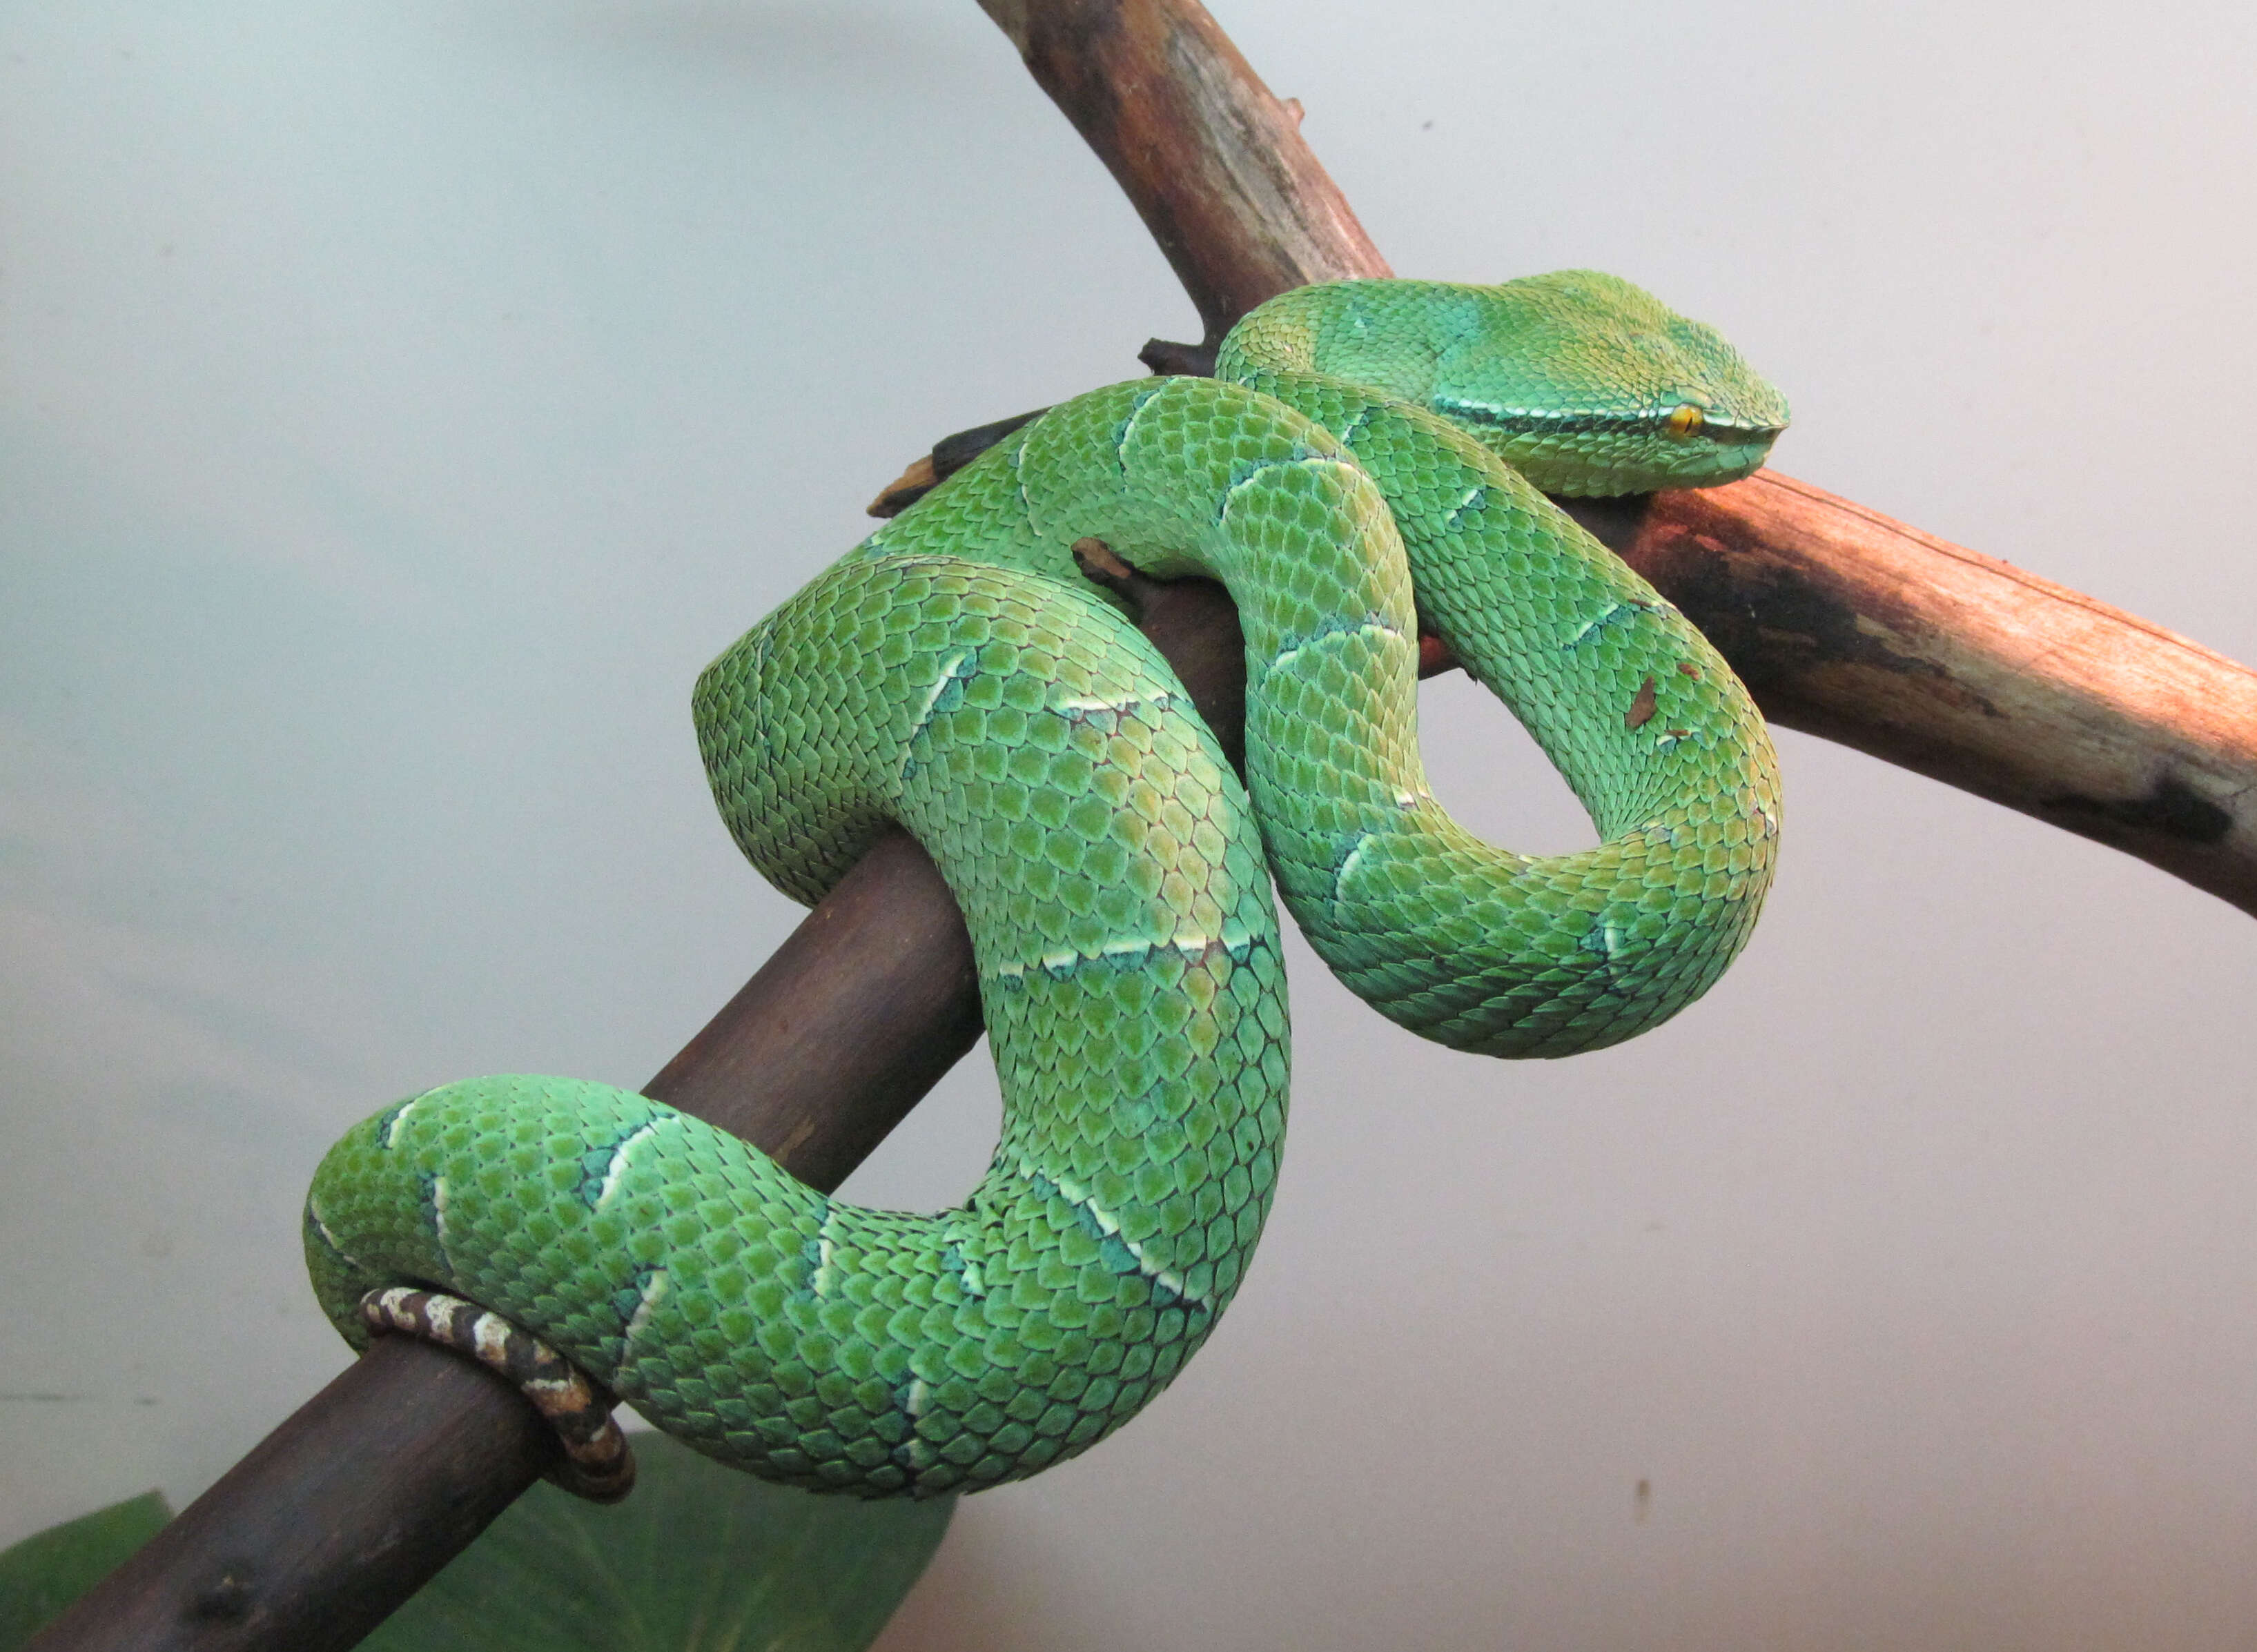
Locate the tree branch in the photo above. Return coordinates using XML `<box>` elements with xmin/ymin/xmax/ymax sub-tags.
<box><xmin>34</xmin><ymin>1</ymin><xmax>2257</xmax><ymax>1647</ymax></box>
<box><xmin>25</xmin><ymin>829</ymin><xmax>977</xmax><ymax>1652</ymax></box>
<box><xmin>975</xmin><ymin>0</ymin><xmax>1385</xmax><ymax>342</ymax></box>
<box><xmin>28</xmin><ymin>575</ymin><xmax>1244</xmax><ymax>1652</ymax></box>
<box><xmin>977</xmin><ymin>0</ymin><xmax>2257</xmax><ymax>915</ymax></box>
<box><xmin>1577</xmin><ymin>478</ymin><xmax>2257</xmax><ymax>914</ymax></box>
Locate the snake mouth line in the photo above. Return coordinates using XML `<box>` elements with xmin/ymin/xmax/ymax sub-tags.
<box><xmin>1430</xmin><ymin>397</ymin><xmax>1786</xmax><ymax>443</ymax></box>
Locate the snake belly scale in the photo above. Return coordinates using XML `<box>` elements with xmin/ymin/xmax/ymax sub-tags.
<box><xmin>304</xmin><ymin>273</ymin><xmax>1788</xmax><ymax>1497</ymax></box>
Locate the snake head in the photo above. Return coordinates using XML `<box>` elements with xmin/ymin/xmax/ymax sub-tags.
<box><xmin>1427</xmin><ymin>270</ymin><xmax>1790</xmax><ymax>497</ymax></box>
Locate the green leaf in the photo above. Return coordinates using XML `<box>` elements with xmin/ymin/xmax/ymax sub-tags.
<box><xmin>0</xmin><ymin>1490</ymin><xmax>173</xmax><ymax>1651</ymax></box>
<box><xmin>361</xmin><ymin>1432</ymin><xmax>953</xmax><ymax>1652</ymax></box>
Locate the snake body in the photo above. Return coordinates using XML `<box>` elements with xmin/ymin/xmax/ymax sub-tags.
<box><xmin>305</xmin><ymin>273</ymin><xmax>1788</xmax><ymax>1497</ymax></box>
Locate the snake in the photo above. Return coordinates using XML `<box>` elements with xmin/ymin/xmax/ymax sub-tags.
<box><xmin>303</xmin><ymin>272</ymin><xmax>1788</xmax><ymax>1499</ymax></box>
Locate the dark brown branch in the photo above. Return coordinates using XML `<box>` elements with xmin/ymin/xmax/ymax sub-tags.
<box><xmin>880</xmin><ymin>467</ymin><xmax>2257</xmax><ymax>924</ymax></box>
<box><xmin>1572</xmin><ymin>480</ymin><xmax>2257</xmax><ymax>913</ymax></box>
<box><xmin>24</xmin><ymin>841</ymin><xmax>966</xmax><ymax>1652</ymax></box>
<box><xmin>979</xmin><ymin>0</ymin><xmax>2257</xmax><ymax>914</ymax></box>
<box><xmin>35</xmin><ymin>2</ymin><xmax>2257</xmax><ymax>1649</ymax></box>
<box><xmin>28</xmin><ymin>572</ymin><xmax>1247</xmax><ymax>1652</ymax></box>
<box><xmin>976</xmin><ymin>0</ymin><xmax>1386</xmax><ymax>342</ymax></box>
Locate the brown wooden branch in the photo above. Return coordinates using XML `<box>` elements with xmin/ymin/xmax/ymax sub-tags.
<box><xmin>24</xmin><ymin>831</ymin><xmax>978</xmax><ymax>1652</ymax></box>
<box><xmin>977</xmin><ymin>0</ymin><xmax>2257</xmax><ymax>915</ymax></box>
<box><xmin>27</xmin><ymin>571</ymin><xmax>1244</xmax><ymax>1652</ymax></box>
<box><xmin>34</xmin><ymin>2</ymin><xmax>2257</xmax><ymax>1649</ymax></box>
<box><xmin>1568</xmin><ymin>481</ymin><xmax>2257</xmax><ymax>914</ymax></box>
<box><xmin>975</xmin><ymin>0</ymin><xmax>1386</xmax><ymax>342</ymax></box>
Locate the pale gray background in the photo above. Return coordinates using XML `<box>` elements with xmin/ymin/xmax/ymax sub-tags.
<box><xmin>5</xmin><ymin>1</ymin><xmax>2256</xmax><ymax>1647</ymax></box>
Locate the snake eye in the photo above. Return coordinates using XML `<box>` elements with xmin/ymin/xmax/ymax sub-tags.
<box><xmin>1663</xmin><ymin>403</ymin><xmax>1706</xmax><ymax>440</ymax></box>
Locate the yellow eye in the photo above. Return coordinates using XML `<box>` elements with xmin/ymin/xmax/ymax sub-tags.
<box><xmin>1664</xmin><ymin>403</ymin><xmax>1705</xmax><ymax>440</ymax></box>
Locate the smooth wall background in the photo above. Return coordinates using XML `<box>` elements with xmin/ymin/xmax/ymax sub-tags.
<box><xmin>5</xmin><ymin>3</ymin><xmax>2256</xmax><ymax>1646</ymax></box>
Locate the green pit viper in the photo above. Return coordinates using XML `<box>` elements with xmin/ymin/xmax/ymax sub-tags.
<box><xmin>305</xmin><ymin>273</ymin><xmax>1788</xmax><ymax>1498</ymax></box>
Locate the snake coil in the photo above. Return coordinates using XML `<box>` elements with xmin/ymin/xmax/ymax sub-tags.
<box><xmin>306</xmin><ymin>273</ymin><xmax>1788</xmax><ymax>1498</ymax></box>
